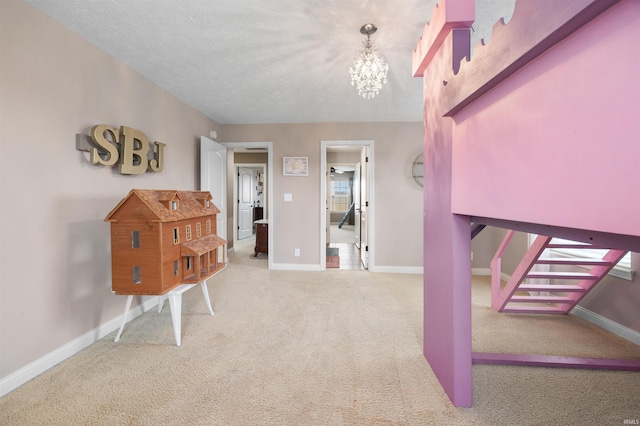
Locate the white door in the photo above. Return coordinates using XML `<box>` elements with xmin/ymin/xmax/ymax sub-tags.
<box><xmin>326</xmin><ymin>168</ymin><xmax>331</xmax><ymax>245</ymax></box>
<box><xmin>360</xmin><ymin>147</ymin><xmax>369</xmax><ymax>269</ymax></box>
<box><xmin>353</xmin><ymin>162</ymin><xmax>361</xmax><ymax>248</ymax></box>
<box><xmin>200</xmin><ymin>136</ymin><xmax>227</xmax><ymax>263</ymax></box>
<box><xmin>237</xmin><ymin>167</ymin><xmax>253</xmax><ymax>240</ymax></box>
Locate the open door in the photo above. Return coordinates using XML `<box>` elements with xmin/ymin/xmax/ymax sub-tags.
<box><xmin>326</xmin><ymin>168</ymin><xmax>331</xmax><ymax>246</ymax></box>
<box><xmin>237</xmin><ymin>166</ymin><xmax>253</xmax><ymax>240</ymax></box>
<box><xmin>353</xmin><ymin>162</ymin><xmax>361</xmax><ymax>249</ymax></box>
<box><xmin>200</xmin><ymin>136</ymin><xmax>227</xmax><ymax>263</ymax></box>
<box><xmin>360</xmin><ymin>147</ymin><xmax>369</xmax><ymax>269</ymax></box>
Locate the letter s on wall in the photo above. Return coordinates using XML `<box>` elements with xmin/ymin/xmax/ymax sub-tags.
<box><xmin>89</xmin><ymin>125</ymin><xmax>119</xmax><ymax>166</ymax></box>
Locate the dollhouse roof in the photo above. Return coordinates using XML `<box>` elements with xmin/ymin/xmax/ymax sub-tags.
<box><xmin>181</xmin><ymin>234</ymin><xmax>227</xmax><ymax>256</ymax></box>
<box><xmin>105</xmin><ymin>189</ymin><xmax>221</xmax><ymax>222</ymax></box>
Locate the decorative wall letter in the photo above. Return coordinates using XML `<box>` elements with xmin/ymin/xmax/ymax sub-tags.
<box><xmin>148</xmin><ymin>141</ymin><xmax>166</xmax><ymax>172</ymax></box>
<box><xmin>78</xmin><ymin>124</ymin><xmax>167</xmax><ymax>175</ymax></box>
<box><xmin>89</xmin><ymin>125</ymin><xmax>119</xmax><ymax>166</ymax></box>
<box><xmin>119</xmin><ymin>126</ymin><xmax>149</xmax><ymax>175</ymax></box>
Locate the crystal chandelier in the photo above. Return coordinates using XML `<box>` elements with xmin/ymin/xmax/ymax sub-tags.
<box><xmin>349</xmin><ymin>23</ymin><xmax>389</xmax><ymax>100</ymax></box>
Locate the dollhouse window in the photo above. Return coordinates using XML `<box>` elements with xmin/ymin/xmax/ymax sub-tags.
<box><xmin>206</xmin><ymin>220</ymin><xmax>211</xmax><ymax>234</ymax></box>
<box><xmin>171</xmin><ymin>200</ymin><xmax>178</xmax><ymax>210</ymax></box>
<box><xmin>186</xmin><ymin>257</ymin><xmax>192</xmax><ymax>270</ymax></box>
<box><xmin>196</xmin><ymin>223</ymin><xmax>202</xmax><ymax>238</ymax></box>
<box><xmin>206</xmin><ymin>200</ymin><xmax>210</xmax><ymax>207</ymax></box>
<box><xmin>131</xmin><ymin>231</ymin><xmax>140</xmax><ymax>248</ymax></box>
<box><xmin>186</xmin><ymin>225</ymin><xmax>192</xmax><ymax>241</ymax></box>
<box><xmin>132</xmin><ymin>266</ymin><xmax>141</xmax><ymax>284</ymax></box>
<box><xmin>173</xmin><ymin>228</ymin><xmax>179</xmax><ymax>244</ymax></box>
<box><xmin>174</xmin><ymin>260</ymin><xmax>179</xmax><ymax>276</ymax></box>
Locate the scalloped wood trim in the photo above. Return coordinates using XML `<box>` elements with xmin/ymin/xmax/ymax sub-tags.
<box><xmin>441</xmin><ymin>0</ymin><xmax>621</xmax><ymax>116</ymax></box>
<box><xmin>412</xmin><ymin>0</ymin><xmax>474</xmax><ymax>77</ymax></box>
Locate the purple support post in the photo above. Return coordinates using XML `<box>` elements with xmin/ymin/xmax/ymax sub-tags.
<box><xmin>413</xmin><ymin>0</ymin><xmax>475</xmax><ymax>407</ymax></box>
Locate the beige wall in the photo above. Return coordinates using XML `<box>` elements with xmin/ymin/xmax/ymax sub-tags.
<box><xmin>0</xmin><ymin>0</ymin><xmax>220</xmax><ymax>380</ymax></box>
<box><xmin>234</xmin><ymin>152</ymin><xmax>269</xmax><ymax>164</ymax></box>
<box><xmin>471</xmin><ymin>226</ymin><xmax>528</xmax><ymax>275</ymax></box>
<box><xmin>220</xmin><ymin>122</ymin><xmax>424</xmax><ymax>269</ymax></box>
<box><xmin>327</xmin><ymin>151</ymin><xmax>361</xmax><ymax>164</ymax></box>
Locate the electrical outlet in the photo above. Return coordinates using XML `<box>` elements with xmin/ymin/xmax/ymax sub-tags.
<box><xmin>294</xmin><ymin>248</ymin><xmax>300</xmax><ymax>257</ymax></box>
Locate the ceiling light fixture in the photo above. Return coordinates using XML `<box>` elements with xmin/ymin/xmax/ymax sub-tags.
<box><xmin>349</xmin><ymin>23</ymin><xmax>389</xmax><ymax>100</ymax></box>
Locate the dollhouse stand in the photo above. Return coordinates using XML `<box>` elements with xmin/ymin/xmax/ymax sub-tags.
<box><xmin>114</xmin><ymin>281</ymin><xmax>214</xmax><ymax>346</ymax></box>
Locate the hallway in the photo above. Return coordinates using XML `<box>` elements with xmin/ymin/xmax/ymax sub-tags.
<box><xmin>328</xmin><ymin>224</ymin><xmax>365</xmax><ymax>271</ymax></box>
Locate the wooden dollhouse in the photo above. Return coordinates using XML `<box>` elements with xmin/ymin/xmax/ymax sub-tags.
<box><xmin>105</xmin><ymin>189</ymin><xmax>227</xmax><ymax>295</ymax></box>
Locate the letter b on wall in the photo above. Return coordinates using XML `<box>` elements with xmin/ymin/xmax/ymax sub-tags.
<box><xmin>119</xmin><ymin>126</ymin><xmax>149</xmax><ymax>175</ymax></box>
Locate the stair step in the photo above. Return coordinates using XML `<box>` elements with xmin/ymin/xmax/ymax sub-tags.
<box><xmin>510</xmin><ymin>295</ymin><xmax>574</xmax><ymax>303</ymax></box>
<box><xmin>535</xmin><ymin>257</ymin><xmax>612</xmax><ymax>266</ymax></box>
<box><xmin>525</xmin><ymin>271</ymin><xmax>597</xmax><ymax>280</ymax></box>
<box><xmin>503</xmin><ymin>305</ymin><xmax>567</xmax><ymax>314</ymax></box>
<box><xmin>546</xmin><ymin>242</ymin><xmax>603</xmax><ymax>249</ymax></box>
<box><xmin>518</xmin><ymin>284</ymin><xmax>585</xmax><ymax>293</ymax></box>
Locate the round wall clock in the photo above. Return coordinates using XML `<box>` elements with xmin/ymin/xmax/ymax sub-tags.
<box><xmin>412</xmin><ymin>153</ymin><xmax>424</xmax><ymax>187</ymax></box>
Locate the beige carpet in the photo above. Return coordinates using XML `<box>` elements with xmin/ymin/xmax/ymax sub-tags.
<box><xmin>1</xmin><ymin>242</ymin><xmax>639</xmax><ymax>425</ymax></box>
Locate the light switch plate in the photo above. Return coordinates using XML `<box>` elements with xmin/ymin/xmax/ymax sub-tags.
<box><xmin>284</xmin><ymin>193</ymin><xmax>292</xmax><ymax>202</ymax></box>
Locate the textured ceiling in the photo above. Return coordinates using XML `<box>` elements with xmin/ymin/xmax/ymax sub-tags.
<box><xmin>25</xmin><ymin>0</ymin><xmax>515</xmax><ymax>124</ymax></box>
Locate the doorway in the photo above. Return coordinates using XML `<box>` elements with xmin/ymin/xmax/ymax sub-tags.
<box><xmin>235</xmin><ymin>164</ymin><xmax>266</xmax><ymax>241</ymax></box>
<box><xmin>321</xmin><ymin>140</ymin><xmax>374</xmax><ymax>271</ymax></box>
<box><xmin>222</xmin><ymin>142</ymin><xmax>273</xmax><ymax>270</ymax></box>
<box><xmin>327</xmin><ymin>163</ymin><xmax>359</xmax><ymax>270</ymax></box>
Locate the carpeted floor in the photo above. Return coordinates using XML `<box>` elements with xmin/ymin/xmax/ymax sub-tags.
<box><xmin>1</xmin><ymin>241</ymin><xmax>639</xmax><ymax>425</ymax></box>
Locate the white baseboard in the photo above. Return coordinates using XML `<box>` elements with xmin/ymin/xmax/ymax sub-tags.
<box><xmin>270</xmin><ymin>263</ymin><xmax>322</xmax><ymax>271</ymax></box>
<box><xmin>571</xmin><ymin>306</ymin><xmax>640</xmax><ymax>346</ymax></box>
<box><xmin>471</xmin><ymin>268</ymin><xmax>511</xmax><ymax>283</ymax></box>
<box><xmin>370</xmin><ymin>266</ymin><xmax>423</xmax><ymax>274</ymax></box>
<box><xmin>0</xmin><ymin>295</ymin><xmax>159</xmax><ymax>398</ymax></box>
<box><xmin>270</xmin><ymin>263</ymin><xmax>423</xmax><ymax>274</ymax></box>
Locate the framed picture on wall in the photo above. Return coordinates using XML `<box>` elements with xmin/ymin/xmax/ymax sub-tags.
<box><xmin>283</xmin><ymin>156</ymin><xmax>308</xmax><ymax>176</ymax></box>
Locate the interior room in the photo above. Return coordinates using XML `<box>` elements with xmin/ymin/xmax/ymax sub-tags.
<box><xmin>327</xmin><ymin>163</ymin><xmax>359</xmax><ymax>270</ymax></box>
<box><xmin>1</xmin><ymin>0</ymin><xmax>639</xmax><ymax>423</ymax></box>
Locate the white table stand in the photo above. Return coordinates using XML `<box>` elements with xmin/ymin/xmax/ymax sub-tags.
<box><xmin>114</xmin><ymin>281</ymin><xmax>214</xmax><ymax>346</ymax></box>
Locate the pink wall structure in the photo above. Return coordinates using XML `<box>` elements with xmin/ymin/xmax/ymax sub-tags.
<box><xmin>451</xmin><ymin>0</ymin><xmax>640</xmax><ymax>241</ymax></box>
<box><xmin>414</xmin><ymin>0</ymin><xmax>640</xmax><ymax>407</ymax></box>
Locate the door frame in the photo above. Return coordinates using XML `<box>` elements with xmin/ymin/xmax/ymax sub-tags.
<box><xmin>233</xmin><ymin>163</ymin><xmax>267</xmax><ymax>241</ymax></box>
<box><xmin>222</xmin><ymin>142</ymin><xmax>273</xmax><ymax>270</ymax></box>
<box><xmin>320</xmin><ymin>140</ymin><xmax>374</xmax><ymax>271</ymax></box>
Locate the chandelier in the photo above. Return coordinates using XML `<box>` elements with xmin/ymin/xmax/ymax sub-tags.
<box><xmin>349</xmin><ymin>23</ymin><xmax>389</xmax><ymax>99</ymax></box>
